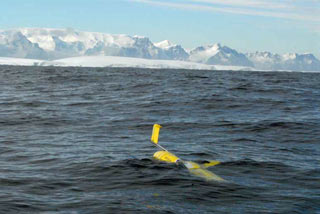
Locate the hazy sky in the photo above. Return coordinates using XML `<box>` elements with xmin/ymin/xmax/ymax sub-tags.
<box><xmin>1</xmin><ymin>0</ymin><xmax>319</xmax><ymax>56</ymax></box>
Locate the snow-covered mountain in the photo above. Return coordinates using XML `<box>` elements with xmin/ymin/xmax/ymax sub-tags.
<box><xmin>154</xmin><ymin>40</ymin><xmax>189</xmax><ymax>60</ymax></box>
<box><xmin>246</xmin><ymin>51</ymin><xmax>283</xmax><ymax>70</ymax></box>
<box><xmin>189</xmin><ymin>43</ymin><xmax>253</xmax><ymax>67</ymax></box>
<box><xmin>247</xmin><ymin>52</ymin><xmax>320</xmax><ymax>71</ymax></box>
<box><xmin>0</xmin><ymin>28</ymin><xmax>189</xmax><ymax>61</ymax></box>
<box><xmin>0</xmin><ymin>30</ymin><xmax>48</xmax><ymax>59</ymax></box>
<box><xmin>0</xmin><ymin>28</ymin><xmax>319</xmax><ymax>71</ymax></box>
<box><xmin>19</xmin><ymin>28</ymin><xmax>168</xmax><ymax>60</ymax></box>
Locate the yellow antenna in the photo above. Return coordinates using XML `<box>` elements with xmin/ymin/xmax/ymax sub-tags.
<box><xmin>151</xmin><ymin>124</ymin><xmax>167</xmax><ymax>151</ymax></box>
<box><xmin>151</xmin><ymin>124</ymin><xmax>162</xmax><ymax>144</ymax></box>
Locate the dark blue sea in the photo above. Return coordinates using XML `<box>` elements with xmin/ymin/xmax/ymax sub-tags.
<box><xmin>0</xmin><ymin>66</ymin><xmax>319</xmax><ymax>214</ymax></box>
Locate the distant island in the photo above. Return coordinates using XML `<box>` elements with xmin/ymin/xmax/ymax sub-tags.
<box><xmin>0</xmin><ymin>28</ymin><xmax>319</xmax><ymax>71</ymax></box>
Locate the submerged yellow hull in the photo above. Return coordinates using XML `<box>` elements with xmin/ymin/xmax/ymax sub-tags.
<box><xmin>183</xmin><ymin>161</ymin><xmax>225</xmax><ymax>182</ymax></box>
<box><xmin>153</xmin><ymin>150</ymin><xmax>225</xmax><ymax>182</ymax></box>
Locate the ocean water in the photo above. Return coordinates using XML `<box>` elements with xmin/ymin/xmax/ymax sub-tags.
<box><xmin>0</xmin><ymin>66</ymin><xmax>319</xmax><ymax>214</ymax></box>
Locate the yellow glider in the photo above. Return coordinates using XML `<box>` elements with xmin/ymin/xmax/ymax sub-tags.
<box><xmin>151</xmin><ymin>124</ymin><xmax>225</xmax><ymax>182</ymax></box>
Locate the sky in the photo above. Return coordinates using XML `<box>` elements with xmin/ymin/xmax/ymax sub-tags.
<box><xmin>0</xmin><ymin>0</ymin><xmax>319</xmax><ymax>57</ymax></box>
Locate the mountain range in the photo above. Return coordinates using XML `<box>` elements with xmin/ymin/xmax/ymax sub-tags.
<box><xmin>0</xmin><ymin>28</ymin><xmax>319</xmax><ymax>71</ymax></box>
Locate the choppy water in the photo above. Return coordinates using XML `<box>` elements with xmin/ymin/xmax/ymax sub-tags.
<box><xmin>0</xmin><ymin>66</ymin><xmax>319</xmax><ymax>214</ymax></box>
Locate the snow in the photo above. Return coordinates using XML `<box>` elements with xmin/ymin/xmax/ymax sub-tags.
<box><xmin>43</xmin><ymin>56</ymin><xmax>218</xmax><ymax>70</ymax></box>
<box><xmin>282</xmin><ymin>53</ymin><xmax>297</xmax><ymax>61</ymax></box>
<box><xmin>18</xmin><ymin>28</ymin><xmax>138</xmax><ymax>52</ymax></box>
<box><xmin>0</xmin><ymin>56</ymin><xmax>252</xmax><ymax>71</ymax></box>
<box><xmin>189</xmin><ymin>43</ymin><xmax>221</xmax><ymax>63</ymax></box>
<box><xmin>0</xmin><ymin>57</ymin><xmax>42</xmax><ymax>66</ymax></box>
<box><xmin>20</xmin><ymin>28</ymin><xmax>57</xmax><ymax>51</ymax></box>
<box><xmin>154</xmin><ymin>40</ymin><xmax>174</xmax><ymax>49</ymax></box>
<box><xmin>0</xmin><ymin>28</ymin><xmax>319</xmax><ymax>71</ymax></box>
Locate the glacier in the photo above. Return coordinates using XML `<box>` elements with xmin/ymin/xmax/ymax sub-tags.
<box><xmin>0</xmin><ymin>28</ymin><xmax>319</xmax><ymax>71</ymax></box>
<box><xmin>0</xmin><ymin>56</ymin><xmax>253</xmax><ymax>71</ymax></box>
<box><xmin>0</xmin><ymin>57</ymin><xmax>42</xmax><ymax>66</ymax></box>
